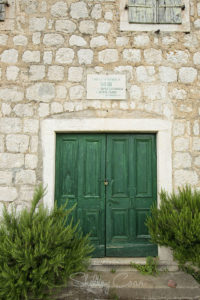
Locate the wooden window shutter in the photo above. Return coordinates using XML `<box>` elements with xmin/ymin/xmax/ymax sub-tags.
<box><xmin>158</xmin><ymin>0</ymin><xmax>182</xmax><ymax>24</ymax></box>
<box><xmin>128</xmin><ymin>0</ymin><xmax>157</xmax><ymax>23</ymax></box>
<box><xmin>0</xmin><ymin>0</ymin><xmax>6</xmax><ymax>21</ymax></box>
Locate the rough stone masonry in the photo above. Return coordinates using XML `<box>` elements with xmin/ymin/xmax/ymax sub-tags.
<box><xmin>0</xmin><ymin>0</ymin><xmax>200</xmax><ymax>215</ymax></box>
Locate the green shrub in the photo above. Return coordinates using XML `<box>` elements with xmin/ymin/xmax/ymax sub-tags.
<box><xmin>146</xmin><ymin>185</ymin><xmax>200</xmax><ymax>268</ymax></box>
<box><xmin>0</xmin><ymin>185</ymin><xmax>93</xmax><ymax>300</ymax></box>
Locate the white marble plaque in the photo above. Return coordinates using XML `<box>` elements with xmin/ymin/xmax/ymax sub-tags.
<box><xmin>87</xmin><ymin>74</ymin><xmax>126</xmax><ymax>100</ymax></box>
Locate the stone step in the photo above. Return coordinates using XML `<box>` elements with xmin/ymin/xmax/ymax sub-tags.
<box><xmin>53</xmin><ymin>271</ymin><xmax>200</xmax><ymax>300</ymax></box>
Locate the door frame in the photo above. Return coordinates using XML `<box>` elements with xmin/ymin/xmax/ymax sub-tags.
<box><xmin>41</xmin><ymin>118</ymin><xmax>172</xmax><ymax>261</ymax></box>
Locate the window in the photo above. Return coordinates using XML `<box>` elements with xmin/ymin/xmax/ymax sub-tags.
<box><xmin>120</xmin><ymin>0</ymin><xmax>190</xmax><ymax>31</ymax></box>
<box><xmin>0</xmin><ymin>0</ymin><xmax>15</xmax><ymax>31</ymax></box>
<box><xmin>128</xmin><ymin>0</ymin><xmax>183</xmax><ymax>24</ymax></box>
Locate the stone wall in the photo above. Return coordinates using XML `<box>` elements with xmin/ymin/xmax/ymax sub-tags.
<box><xmin>0</xmin><ymin>0</ymin><xmax>200</xmax><ymax>213</ymax></box>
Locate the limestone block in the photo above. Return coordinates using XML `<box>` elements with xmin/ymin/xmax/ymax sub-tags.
<box><xmin>90</xmin><ymin>36</ymin><xmax>108</xmax><ymax>48</ymax></box>
<box><xmin>194</xmin><ymin>19</ymin><xmax>200</xmax><ymax>29</ymax></box>
<box><xmin>192</xmin><ymin>138</ymin><xmax>200</xmax><ymax>151</ymax></box>
<box><xmin>116</xmin><ymin>37</ymin><xmax>129</xmax><ymax>47</ymax></box>
<box><xmin>91</xmin><ymin>4</ymin><xmax>102</xmax><ymax>19</ymax></box>
<box><xmin>29</xmin><ymin>17</ymin><xmax>46</xmax><ymax>31</ymax></box>
<box><xmin>24</xmin><ymin>119</ymin><xmax>39</xmax><ymax>134</ymax></box>
<box><xmin>1</xmin><ymin>49</ymin><xmax>18</xmax><ymax>64</ymax></box>
<box><xmin>43</xmin><ymin>51</ymin><xmax>52</xmax><ymax>64</ymax></box>
<box><xmin>69</xmin><ymin>35</ymin><xmax>87</xmax><ymax>46</ymax></box>
<box><xmin>0</xmin><ymin>202</ymin><xmax>4</xmax><ymax>217</ymax></box>
<box><xmin>56</xmin><ymin>86</ymin><xmax>67</xmax><ymax>99</ymax></box>
<box><xmin>43</xmin><ymin>34</ymin><xmax>64</xmax><ymax>46</ymax></box>
<box><xmin>26</xmin><ymin>83</ymin><xmax>55</xmax><ymax>102</ymax></box>
<box><xmin>179</xmin><ymin>67</ymin><xmax>197</xmax><ymax>83</ymax></box>
<box><xmin>13</xmin><ymin>104</ymin><xmax>33</xmax><ymax>117</ymax></box>
<box><xmin>144</xmin><ymin>49</ymin><xmax>162</xmax><ymax>64</ymax></box>
<box><xmin>169</xmin><ymin>88</ymin><xmax>187</xmax><ymax>100</ymax></box>
<box><xmin>38</xmin><ymin>103</ymin><xmax>49</xmax><ymax>117</ymax></box>
<box><xmin>0</xmin><ymin>87</ymin><xmax>24</xmax><ymax>102</ymax></box>
<box><xmin>40</xmin><ymin>1</ymin><xmax>47</xmax><ymax>12</ymax></box>
<box><xmin>79</xmin><ymin>20</ymin><xmax>95</xmax><ymax>34</ymax></box>
<box><xmin>16</xmin><ymin>170</ymin><xmax>36</xmax><ymax>185</ymax></box>
<box><xmin>32</xmin><ymin>32</ymin><xmax>41</xmax><ymax>45</ymax></box>
<box><xmin>55</xmin><ymin>20</ymin><xmax>76</xmax><ymax>33</ymax></box>
<box><xmin>69</xmin><ymin>85</ymin><xmax>84</xmax><ymax>100</ymax></box>
<box><xmin>25</xmin><ymin>154</ymin><xmax>38</xmax><ymax>169</ymax></box>
<box><xmin>0</xmin><ymin>171</ymin><xmax>12</xmax><ymax>185</ymax></box>
<box><xmin>2</xmin><ymin>103</ymin><xmax>11</xmax><ymax>116</ymax></box>
<box><xmin>173</xmin><ymin>152</ymin><xmax>192</xmax><ymax>168</ymax></box>
<box><xmin>29</xmin><ymin>65</ymin><xmax>45</xmax><ymax>81</ymax></box>
<box><xmin>55</xmin><ymin>48</ymin><xmax>74</xmax><ymax>64</ymax></box>
<box><xmin>174</xmin><ymin>170</ymin><xmax>198</xmax><ymax>187</ymax></box>
<box><xmin>6</xmin><ymin>134</ymin><xmax>29</xmax><ymax>153</ymax></box>
<box><xmin>0</xmin><ymin>135</ymin><xmax>4</xmax><ymax>152</ymax></box>
<box><xmin>63</xmin><ymin>102</ymin><xmax>74</xmax><ymax>112</ymax></box>
<box><xmin>130</xmin><ymin>85</ymin><xmax>142</xmax><ymax>100</ymax></box>
<box><xmin>22</xmin><ymin>51</ymin><xmax>40</xmax><ymax>63</ymax></box>
<box><xmin>97</xmin><ymin>22</ymin><xmax>111</xmax><ymax>34</ymax></box>
<box><xmin>134</xmin><ymin>35</ymin><xmax>150</xmax><ymax>47</ymax></box>
<box><xmin>105</xmin><ymin>11</ymin><xmax>113</xmax><ymax>20</ymax></box>
<box><xmin>162</xmin><ymin>36</ymin><xmax>177</xmax><ymax>46</ymax></box>
<box><xmin>159</xmin><ymin>66</ymin><xmax>177</xmax><ymax>83</ymax></box>
<box><xmin>68</xmin><ymin>67</ymin><xmax>83</xmax><ymax>82</ymax></box>
<box><xmin>136</xmin><ymin>66</ymin><xmax>155</xmax><ymax>82</ymax></box>
<box><xmin>0</xmin><ymin>187</ymin><xmax>18</xmax><ymax>202</ymax></box>
<box><xmin>22</xmin><ymin>0</ymin><xmax>38</xmax><ymax>14</ymax></box>
<box><xmin>0</xmin><ymin>118</ymin><xmax>22</xmax><ymax>133</ymax></box>
<box><xmin>173</xmin><ymin>121</ymin><xmax>185</xmax><ymax>136</ymax></box>
<box><xmin>51</xmin><ymin>102</ymin><xmax>63</xmax><ymax>114</ymax></box>
<box><xmin>114</xmin><ymin>66</ymin><xmax>133</xmax><ymax>80</ymax></box>
<box><xmin>30</xmin><ymin>136</ymin><xmax>38</xmax><ymax>153</ymax></box>
<box><xmin>13</xmin><ymin>35</ymin><xmax>27</xmax><ymax>46</ymax></box>
<box><xmin>144</xmin><ymin>85</ymin><xmax>167</xmax><ymax>100</ymax></box>
<box><xmin>166</xmin><ymin>51</ymin><xmax>189</xmax><ymax>64</ymax></box>
<box><xmin>0</xmin><ymin>34</ymin><xmax>8</xmax><ymax>45</ymax></box>
<box><xmin>99</xmin><ymin>49</ymin><xmax>118</xmax><ymax>63</ymax></box>
<box><xmin>174</xmin><ymin>137</ymin><xmax>189</xmax><ymax>151</ymax></box>
<box><xmin>193</xmin><ymin>120</ymin><xmax>199</xmax><ymax>135</ymax></box>
<box><xmin>193</xmin><ymin>52</ymin><xmax>200</xmax><ymax>65</ymax></box>
<box><xmin>51</xmin><ymin>1</ymin><xmax>68</xmax><ymax>17</ymax></box>
<box><xmin>70</xmin><ymin>1</ymin><xmax>88</xmax><ymax>19</ymax></box>
<box><xmin>123</xmin><ymin>49</ymin><xmax>141</xmax><ymax>63</ymax></box>
<box><xmin>194</xmin><ymin>156</ymin><xmax>200</xmax><ymax>167</ymax></box>
<box><xmin>78</xmin><ymin>49</ymin><xmax>93</xmax><ymax>64</ymax></box>
<box><xmin>19</xmin><ymin>185</ymin><xmax>35</xmax><ymax>201</ymax></box>
<box><xmin>48</xmin><ymin>66</ymin><xmax>64</xmax><ymax>81</ymax></box>
<box><xmin>0</xmin><ymin>153</ymin><xmax>24</xmax><ymax>168</ymax></box>
<box><xmin>6</xmin><ymin>66</ymin><xmax>19</xmax><ymax>81</ymax></box>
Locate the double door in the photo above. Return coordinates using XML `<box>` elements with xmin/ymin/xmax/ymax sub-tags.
<box><xmin>55</xmin><ymin>133</ymin><xmax>157</xmax><ymax>257</ymax></box>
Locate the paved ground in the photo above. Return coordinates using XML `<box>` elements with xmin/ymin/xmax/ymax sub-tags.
<box><xmin>54</xmin><ymin>270</ymin><xmax>200</xmax><ymax>300</ymax></box>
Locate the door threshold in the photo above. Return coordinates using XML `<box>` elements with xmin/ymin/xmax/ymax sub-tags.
<box><xmin>90</xmin><ymin>257</ymin><xmax>178</xmax><ymax>272</ymax></box>
<box><xmin>91</xmin><ymin>257</ymin><xmax>146</xmax><ymax>266</ymax></box>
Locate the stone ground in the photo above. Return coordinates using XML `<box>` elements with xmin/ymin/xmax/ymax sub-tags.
<box><xmin>52</xmin><ymin>271</ymin><xmax>200</xmax><ymax>300</ymax></box>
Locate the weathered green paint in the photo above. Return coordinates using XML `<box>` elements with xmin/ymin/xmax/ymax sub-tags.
<box><xmin>128</xmin><ymin>0</ymin><xmax>182</xmax><ymax>24</ymax></box>
<box><xmin>55</xmin><ymin>133</ymin><xmax>157</xmax><ymax>257</ymax></box>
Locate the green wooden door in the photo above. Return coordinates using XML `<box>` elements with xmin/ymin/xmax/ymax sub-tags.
<box><xmin>55</xmin><ymin>133</ymin><xmax>157</xmax><ymax>257</ymax></box>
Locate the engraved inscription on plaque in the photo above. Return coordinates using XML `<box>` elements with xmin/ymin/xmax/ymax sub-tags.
<box><xmin>87</xmin><ymin>74</ymin><xmax>126</xmax><ymax>100</ymax></box>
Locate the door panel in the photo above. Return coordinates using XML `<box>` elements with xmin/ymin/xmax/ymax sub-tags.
<box><xmin>55</xmin><ymin>133</ymin><xmax>157</xmax><ymax>258</ymax></box>
<box><xmin>55</xmin><ymin>134</ymin><xmax>106</xmax><ymax>257</ymax></box>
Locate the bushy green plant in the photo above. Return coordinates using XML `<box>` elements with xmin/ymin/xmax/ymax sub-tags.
<box><xmin>0</xmin><ymin>185</ymin><xmax>93</xmax><ymax>300</ymax></box>
<box><xmin>130</xmin><ymin>256</ymin><xmax>159</xmax><ymax>276</ymax></box>
<box><xmin>146</xmin><ymin>185</ymin><xmax>200</xmax><ymax>268</ymax></box>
